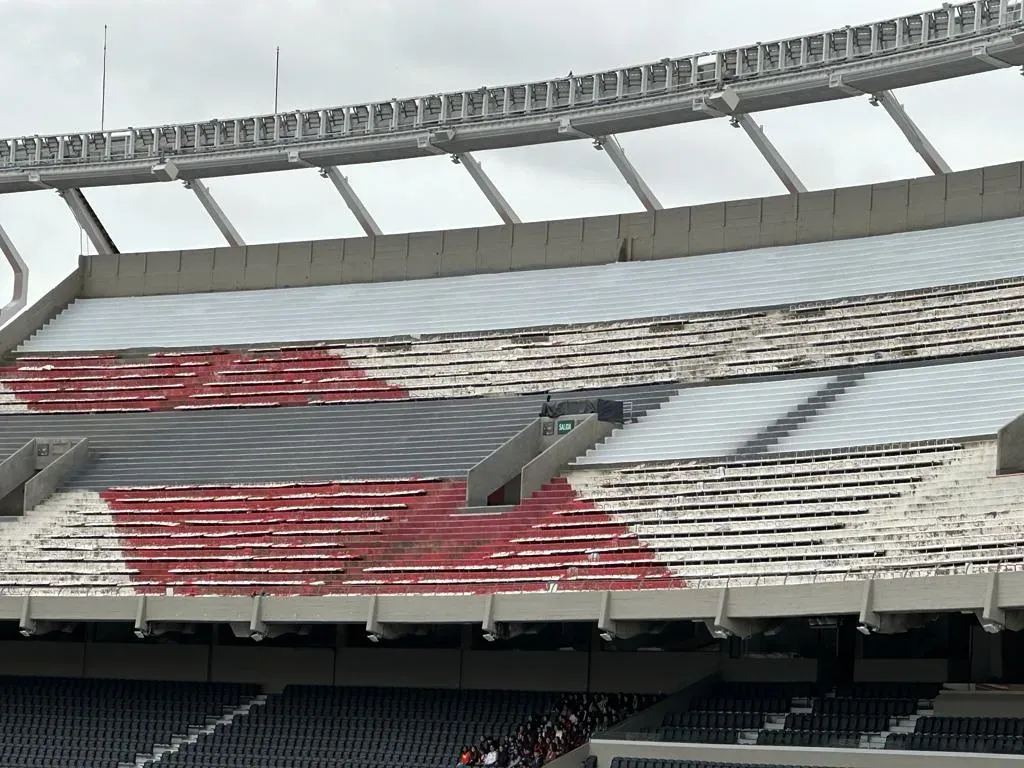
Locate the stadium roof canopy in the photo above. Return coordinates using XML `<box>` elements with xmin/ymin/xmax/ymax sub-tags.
<box><xmin>0</xmin><ymin>2</ymin><xmax>1022</xmax><ymax>195</ymax></box>
<box><xmin>0</xmin><ymin>1</ymin><xmax>1022</xmax><ymax>266</ymax></box>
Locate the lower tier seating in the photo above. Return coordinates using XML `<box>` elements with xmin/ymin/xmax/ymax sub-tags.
<box><xmin>886</xmin><ymin>716</ymin><xmax>1024</xmax><ymax>754</ymax></box>
<box><xmin>0</xmin><ymin>676</ymin><xmax>257</xmax><ymax>768</ymax></box>
<box><xmin>161</xmin><ymin>688</ymin><xmax>650</xmax><ymax>768</ymax></box>
<box><xmin>8</xmin><ymin>276</ymin><xmax>1024</xmax><ymax>413</ymax></box>
<box><xmin>642</xmin><ymin>681</ymin><xmax>943</xmax><ymax>750</ymax></box>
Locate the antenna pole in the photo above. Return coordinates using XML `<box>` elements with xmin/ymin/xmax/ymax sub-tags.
<box><xmin>100</xmin><ymin>24</ymin><xmax>108</xmax><ymax>130</ymax></box>
<box><xmin>274</xmin><ymin>46</ymin><xmax>280</xmax><ymax>113</ymax></box>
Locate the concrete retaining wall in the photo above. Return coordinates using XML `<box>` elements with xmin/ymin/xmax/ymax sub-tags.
<box><xmin>79</xmin><ymin>161</ymin><xmax>1024</xmax><ymax>298</ymax></box>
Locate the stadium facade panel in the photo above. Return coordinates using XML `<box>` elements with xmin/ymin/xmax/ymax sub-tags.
<box><xmin>73</xmin><ymin>162</ymin><xmax>1024</xmax><ymax>302</ymax></box>
<box><xmin>0</xmin><ymin>568</ymin><xmax>1020</xmax><ymax>628</ymax></box>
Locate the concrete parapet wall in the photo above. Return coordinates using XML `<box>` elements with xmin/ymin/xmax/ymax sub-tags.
<box><xmin>80</xmin><ymin>162</ymin><xmax>1024</xmax><ymax>299</ymax></box>
<box><xmin>522</xmin><ymin>415</ymin><xmax>613</xmax><ymax>499</ymax></box>
<box><xmin>23</xmin><ymin>438</ymin><xmax>88</xmax><ymax>511</ymax></box>
<box><xmin>0</xmin><ymin>267</ymin><xmax>83</xmax><ymax>355</ymax></box>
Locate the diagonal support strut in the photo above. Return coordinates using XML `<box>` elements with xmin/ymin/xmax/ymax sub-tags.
<box><xmin>730</xmin><ymin>115</ymin><xmax>807</xmax><ymax>194</ymax></box>
<box><xmin>320</xmin><ymin>166</ymin><xmax>382</xmax><ymax>237</ymax></box>
<box><xmin>0</xmin><ymin>222</ymin><xmax>29</xmax><ymax>327</ymax></box>
<box><xmin>451</xmin><ymin>153</ymin><xmax>520</xmax><ymax>225</ymax></box>
<box><xmin>59</xmin><ymin>188</ymin><xmax>119</xmax><ymax>255</ymax></box>
<box><xmin>594</xmin><ymin>135</ymin><xmax>662</xmax><ymax>212</ymax></box>
<box><xmin>183</xmin><ymin>179</ymin><xmax>245</xmax><ymax>247</ymax></box>
<box><xmin>870</xmin><ymin>90</ymin><xmax>952</xmax><ymax>175</ymax></box>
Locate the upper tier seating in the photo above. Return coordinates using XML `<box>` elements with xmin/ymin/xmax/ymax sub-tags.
<box><xmin>23</xmin><ymin>217</ymin><xmax>1024</xmax><ymax>352</ymax></box>
<box><xmin>9</xmin><ymin>275</ymin><xmax>1024</xmax><ymax>413</ymax></box>
<box><xmin>0</xmin><ymin>676</ymin><xmax>257</xmax><ymax>768</ymax></box>
<box><xmin>0</xmin><ymin>475</ymin><xmax>685</xmax><ymax>596</ymax></box>
<box><xmin>0</xmin><ymin>384</ymin><xmax>672</xmax><ymax>488</ymax></box>
<box><xmin>565</xmin><ymin>440</ymin><xmax>1024</xmax><ymax>585</ymax></box>
<box><xmin>579</xmin><ymin>355</ymin><xmax>1024</xmax><ymax>465</ymax></box>
<box><xmin>0</xmin><ymin>397</ymin><xmax>543</xmax><ymax>487</ymax></box>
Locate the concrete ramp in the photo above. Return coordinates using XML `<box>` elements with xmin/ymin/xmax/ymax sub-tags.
<box><xmin>0</xmin><ymin>437</ymin><xmax>89</xmax><ymax>516</ymax></box>
<box><xmin>463</xmin><ymin>413</ymin><xmax>614</xmax><ymax>512</ymax></box>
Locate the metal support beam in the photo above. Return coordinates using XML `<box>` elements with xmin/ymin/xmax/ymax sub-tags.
<box><xmin>451</xmin><ymin>153</ymin><xmax>520</xmax><ymax>225</ymax></box>
<box><xmin>183</xmin><ymin>179</ymin><xmax>245</xmax><ymax>247</ymax></box>
<box><xmin>59</xmin><ymin>188</ymin><xmax>118</xmax><ymax>255</ymax></box>
<box><xmin>320</xmin><ymin>166</ymin><xmax>382</xmax><ymax>237</ymax></box>
<box><xmin>593</xmin><ymin>135</ymin><xmax>663</xmax><ymax>212</ymax></box>
<box><xmin>729</xmin><ymin>115</ymin><xmax>807</xmax><ymax>195</ymax></box>
<box><xmin>870</xmin><ymin>90</ymin><xmax>952</xmax><ymax>175</ymax></box>
<box><xmin>0</xmin><ymin>222</ymin><xmax>28</xmax><ymax>327</ymax></box>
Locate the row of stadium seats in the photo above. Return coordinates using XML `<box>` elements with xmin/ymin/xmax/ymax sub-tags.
<box><xmin>0</xmin><ymin>476</ymin><xmax>683</xmax><ymax>595</ymax></box>
<box><xmin>643</xmin><ymin>681</ymin><xmax>944</xmax><ymax>749</ymax></box>
<box><xmin>567</xmin><ymin>440</ymin><xmax>1024</xmax><ymax>586</ymax></box>
<box><xmin>7</xmin><ymin>275</ymin><xmax>1024</xmax><ymax>413</ymax></box>
<box><xmin>21</xmin><ymin>217</ymin><xmax>1024</xmax><ymax>356</ymax></box>
<box><xmin>0</xmin><ymin>677</ymin><xmax>258</xmax><ymax>768</ymax></box>
<box><xmin>886</xmin><ymin>733</ymin><xmax>1024</xmax><ymax>754</ymax></box>
<box><xmin>634</xmin><ymin>682</ymin><xmax>1024</xmax><ymax>757</ymax></box>
<box><xmin>159</xmin><ymin>687</ymin><xmax>652</xmax><ymax>768</ymax></box>
<box><xmin>0</xmin><ymin>384</ymin><xmax>674</xmax><ymax>488</ymax></box>
<box><xmin>756</xmin><ymin>729</ymin><xmax>863</xmax><ymax>748</ymax></box>
<box><xmin>577</xmin><ymin>355</ymin><xmax>1024</xmax><ymax>464</ymax></box>
<box><xmin>5</xmin><ymin>436</ymin><xmax>1022</xmax><ymax>594</ymax></box>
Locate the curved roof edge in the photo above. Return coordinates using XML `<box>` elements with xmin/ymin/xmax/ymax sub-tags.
<box><xmin>81</xmin><ymin>160</ymin><xmax>1024</xmax><ymax>300</ymax></box>
<box><xmin>0</xmin><ymin>2</ymin><xmax>1021</xmax><ymax>191</ymax></box>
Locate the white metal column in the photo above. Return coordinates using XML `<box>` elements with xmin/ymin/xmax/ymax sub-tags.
<box><xmin>60</xmin><ymin>188</ymin><xmax>118</xmax><ymax>255</ymax></box>
<box><xmin>0</xmin><ymin>222</ymin><xmax>28</xmax><ymax>327</ymax></box>
<box><xmin>183</xmin><ymin>179</ymin><xmax>245</xmax><ymax>247</ymax></box>
<box><xmin>320</xmin><ymin>166</ymin><xmax>382</xmax><ymax>237</ymax></box>
<box><xmin>870</xmin><ymin>91</ymin><xmax>952</xmax><ymax>175</ymax></box>
<box><xmin>594</xmin><ymin>135</ymin><xmax>663</xmax><ymax>212</ymax></box>
<box><xmin>730</xmin><ymin>115</ymin><xmax>807</xmax><ymax>194</ymax></box>
<box><xmin>452</xmin><ymin>153</ymin><xmax>521</xmax><ymax>225</ymax></box>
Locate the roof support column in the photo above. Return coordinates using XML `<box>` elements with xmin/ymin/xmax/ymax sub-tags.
<box><xmin>0</xmin><ymin>222</ymin><xmax>28</xmax><ymax>326</ymax></box>
<box><xmin>59</xmin><ymin>188</ymin><xmax>118</xmax><ymax>255</ymax></box>
<box><xmin>730</xmin><ymin>115</ymin><xmax>807</xmax><ymax>194</ymax></box>
<box><xmin>593</xmin><ymin>135</ymin><xmax>663</xmax><ymax>212</ymax></box>
<box><xmin>451</xmin><ymin>153</ymin><xmax>521</xmax><ymax>225</ymax></box>
<box><xmin>183</xmin><ymin>179</ymin><xmax>245</xmax><ymax>247</ymax></box>
<box><xmin>870</xmin><ymin>90</ymin><xmax>952</xmax><ymax>175</ymax></box>
<box><xmin>320</xmin><ymin>166</ymin><xmax>382</xmax><ymax>237</ymax></box>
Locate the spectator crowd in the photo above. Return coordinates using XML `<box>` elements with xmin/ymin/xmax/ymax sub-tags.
<box><xmin>458</xmin><ymin>693</ymin><xmax>658</xmax><ymax>768</ymax></box>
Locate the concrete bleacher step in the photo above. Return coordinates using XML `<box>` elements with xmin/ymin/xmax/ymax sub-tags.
<box><xmin>454</xmin><ymin>505</ymin><xmax>516</xmax><ymax>515</ymax></box>
<box><xmin>128</xmin><ymin>692</ymin><xmax>269</xmax><ymax>768</ymax></box>
<box><xmin>733</xmin><ymin>371</ymin><xmax>866</xmax><ymax>457</ymax></box>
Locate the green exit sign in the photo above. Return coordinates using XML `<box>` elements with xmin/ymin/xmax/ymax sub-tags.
<box><xmin>556</xmin><ymin>419</ymin><xmax>575</xmax><ymax>435</ymax></box>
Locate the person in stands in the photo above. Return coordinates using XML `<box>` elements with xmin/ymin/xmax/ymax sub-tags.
<box><xmin>464</xmin><ymin>693</ymin><xmax>657</xmax><ymax>767</ymax></box>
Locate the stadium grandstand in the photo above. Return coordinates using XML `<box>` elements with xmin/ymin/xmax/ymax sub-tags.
<box><xmin>5</xmin><ymin>2</ymin><xmax>1024</xmax><ymax>768</ymax></box>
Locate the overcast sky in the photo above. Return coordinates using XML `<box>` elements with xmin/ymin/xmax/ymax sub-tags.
<box><xmin>0</xmin><ymin>0</ymin><xmax>1022</xmax><ymax>307</ymax></box>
